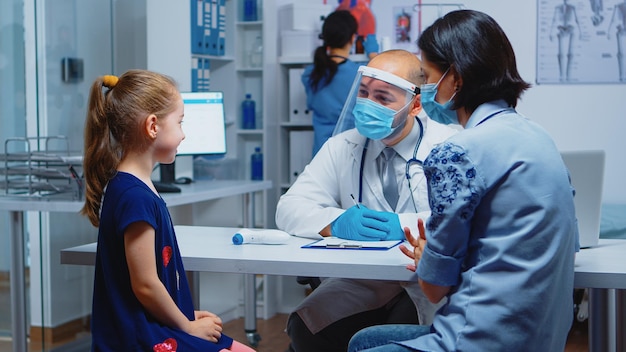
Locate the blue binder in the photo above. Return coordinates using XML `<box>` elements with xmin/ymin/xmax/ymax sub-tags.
<box><xmin>191</xmin><ymin>56</ymin><xmax>200</xmax><ymax>91</ymax></box>
<box><xmin>217</xmin><ymin>0</ymin><xmax>226</xmax><ymax>56</ymax></box>
<box><xmin>190</xmin><ymin>0</ymin><xmax>204</xmax><ymax>55</ymax></box>
<box><xmin>206</xmin><ymin>0</ymin><xmax>219</xmax><ymax>55</ymax></box>
<box><xmin>202</xmin><ymin>58</ymin><xmax>211</xmax><ymax>91</ymax></box>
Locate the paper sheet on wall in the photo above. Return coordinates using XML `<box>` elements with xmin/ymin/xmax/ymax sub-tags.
<box><xmin>536</xmin><ymin>0</ymin><xmax>626</xmax><ymax>84</ymax></box>
<box><xmin>370</xmin><ymin>1</ymin><xmax>464</xmax><ymax>54</ymax></box>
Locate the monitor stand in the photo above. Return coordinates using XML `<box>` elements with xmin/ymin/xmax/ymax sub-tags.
<box><xmin>154</xmin><ymin>162</ymin><xmax>181</xmax><ymax>193</ymax></box>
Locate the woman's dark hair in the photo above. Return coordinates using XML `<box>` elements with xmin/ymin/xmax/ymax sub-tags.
<box><xmin>309</xmin><ymin>10</ymin><xmax>357</xmax><ymax>92</ymax></box>
<box><xmin>418</xmin><ymin>10</ymin><xmax>530</xmax><ymax>112</ymax></box>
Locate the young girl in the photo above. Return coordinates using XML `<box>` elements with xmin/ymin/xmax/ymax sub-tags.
<box><xmin>81</xmin><ymin>69</ymin><xmax>255</xmax><ymax>352</ymax></box>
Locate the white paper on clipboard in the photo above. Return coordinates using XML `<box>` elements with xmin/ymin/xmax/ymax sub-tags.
<box><xmin>301</xmin><ymin>237</ymin><xmax>403</xmax><ymax>250</ymax></box>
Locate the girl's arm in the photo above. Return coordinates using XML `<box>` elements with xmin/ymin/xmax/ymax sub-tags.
<box><xmin>125</xmin><ymin>221</ymin><xmax>223</xmax><ymax>342</ymax></box>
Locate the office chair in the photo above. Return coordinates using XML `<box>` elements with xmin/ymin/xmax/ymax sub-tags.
<box><xmin>296</xmin><ymin>276</ymin><xmax>322</xmax><ymax>290</ymax></box>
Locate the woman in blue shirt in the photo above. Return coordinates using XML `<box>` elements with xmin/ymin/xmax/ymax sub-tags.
<box><xmin>302</xmin><ymin>10</ymin><xmax>378</xmax><ymax>156</ymax></box>
<box><xmin>348</xmin><ymin>10</ymin><xmax>578</xmax><ymax>352</ymax></box>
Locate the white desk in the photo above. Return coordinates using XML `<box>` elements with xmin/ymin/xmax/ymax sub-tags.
<box><xmin>1</xmin><ymin>180</ymin><xmax>271</xmax><ymax>352</ymax></box>
<box><xmin>62</xmin><ymin>226</ymin><xmax>416</xmax><ymax>280</ymax></box>
<box><xmin>574</xmin><ymin>239</ymin><xmax>626</xmax><ymax>352</ymax></box>
<box><xmin>62</xmin><ymin>227</ymin><xmax>626</xmax><ymax>352</ymax></box>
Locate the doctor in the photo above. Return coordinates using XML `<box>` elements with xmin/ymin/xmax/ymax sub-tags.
<box><xmin>276</xmin><ymin>50</ymin><xmax>457</xmax><ymax>352</ymax></box>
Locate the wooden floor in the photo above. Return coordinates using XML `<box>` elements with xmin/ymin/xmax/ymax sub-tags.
<box><xmin>0</xmin><ymin>313</ymin><xmax>590</xmax><ymax>351</ymax></box>
<box><xmin>223</xmin><ymin>314</ymin><xmax>291</xmax><ymax>352</ymax></box>
<box><xmin>0</xmin><ymin>275</ymin><xmax>590</xmax><ymax>352</ymax></box>
<box><xmin>223</xmin><ymin>314</ymin><xmax>590</xmax><ymax>352</ymax></box>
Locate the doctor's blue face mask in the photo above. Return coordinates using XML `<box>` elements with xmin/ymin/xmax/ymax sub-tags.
<box><xmin>420</xmin><ymin>68</ymin><xmax>459</xmax><ymax>125</ymax></box>
<box><xmin>339</xmin><ymin>66</ymin><xmax>418</xmax><ymax>140</ymax></box>
<box><xmin>353</xmin><ymin>98</ymin><xmax>411</xmax><ymax>140</ymax></box>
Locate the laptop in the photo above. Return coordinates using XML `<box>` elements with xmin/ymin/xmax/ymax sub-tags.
<box><xmin>560</xmin><ymin>150</ymin><xmax>606</xmax><ymax>248</ymax></box>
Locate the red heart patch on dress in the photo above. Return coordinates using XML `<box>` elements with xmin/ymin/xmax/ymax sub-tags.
<box><xmin>162</xmin><ymin>246</ymin><xmax>173</xmax><ymax>268</ymax></box>
<box><xmin>153</xmin><ymin>337</ymin><xmax>177</xmax><ymax>352</ymax></box>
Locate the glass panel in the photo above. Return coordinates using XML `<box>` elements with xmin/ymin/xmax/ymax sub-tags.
<box><xmin>30</xmin><ymin>1</ymin><xmax>113</xmax><ymax>350</ymax></box>
<box><xmin>0</xmin><ymin>0</ymin><xmax>27</xmax><ymax>350</ymax></box>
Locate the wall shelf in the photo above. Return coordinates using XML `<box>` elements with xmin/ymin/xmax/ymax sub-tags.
<box><xmin>236</xmin><ymin>20</ymin><xmax>263</xmax><ymax>27</ymax></box>
<box><xmin>237</xmin><ymin>129</ymin><xmax>264</xmax><ymax>136</ymax></box>
<box><xmin>236</xmin><ymin>67</ymin><xmax>263</xmax><ymax>72</ymax></box>
<box><xmin>278</xmin><ymin>54</ymin><xmax>368</xmax><ymax>65</ymax></box>
<box><xmin>280</xmin><ymin>122</ymin><xmax>313</xmax><ymax>128</ymax></box>
<box><xmin>192</xmin><ymin>54</ymin><xmax>235</xmax><ymax>62</ymax></box>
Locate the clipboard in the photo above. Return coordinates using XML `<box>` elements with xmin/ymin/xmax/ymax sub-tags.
<box><xmin>301</xmin><ymin>237</ymin><xmax>403</xmax><ymax>250</ymax></box>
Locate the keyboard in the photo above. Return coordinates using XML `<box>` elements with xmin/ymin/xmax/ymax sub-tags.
<box><xmin>153</xmin><ymin>182</ymin><xmax>181</xmax><ymax>193</ymax></box>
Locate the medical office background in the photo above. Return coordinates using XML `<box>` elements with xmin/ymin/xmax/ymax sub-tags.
<box><xmin>1</xmin><ymin>0</ymin><xmax>625</xmax><ymax>349</ymax></box>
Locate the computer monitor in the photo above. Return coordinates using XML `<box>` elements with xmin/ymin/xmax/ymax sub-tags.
<box><xmin>157</xmin><ymin>91</ymin><xmax>227</xmax><ymax>192</ymax></box>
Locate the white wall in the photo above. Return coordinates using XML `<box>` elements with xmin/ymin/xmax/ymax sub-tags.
<box><xmin>468</xmin><ymin>1</ymin><xmax>624</xmax><ymax>204</ymax></box>
<box><xmin>370</xmin><ymin>0</ymin><xmax>625</xmax><ymax>204</ymax></box>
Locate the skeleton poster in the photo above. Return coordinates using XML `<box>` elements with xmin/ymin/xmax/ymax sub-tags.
<box><xmin>537</xmin><ymin>0</ymin><xmax>626</xmax><ymax>84</ymax></box>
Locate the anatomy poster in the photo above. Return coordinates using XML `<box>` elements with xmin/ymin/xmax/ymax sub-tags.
<box><xmin>373</xmin><ymin>3</ymin><xmax>463</xmax><ymax>53</ymax></box>
<box><xmin>537</xmin><ymin>0</ymin><xmax>626</xmax><ymax>84</ymax></box>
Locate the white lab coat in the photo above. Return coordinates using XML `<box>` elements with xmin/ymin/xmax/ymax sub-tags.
<box><xmin>276</xmin><ymin>114</ymin><xmax>458</xmax><ymax>333</ymax></box>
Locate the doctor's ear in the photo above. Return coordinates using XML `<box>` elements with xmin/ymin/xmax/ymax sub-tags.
<box><xmin>410</xmin><ymin>94</ymin><xmax>423</xmax><ymax>116</ymax></box>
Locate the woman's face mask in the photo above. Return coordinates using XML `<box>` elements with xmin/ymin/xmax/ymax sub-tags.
<box><xmin>420</xmin><ymin>68</ymin><xmax>459</xmax><ymax>125</ymax></box>
<box><xmin>353</xmin><ymin>98</ymin><xmax>409</xmax><ymax>140</ymax></box>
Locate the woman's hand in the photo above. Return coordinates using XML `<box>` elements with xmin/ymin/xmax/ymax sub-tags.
<box><xmin>399</xmin><ymin>217</ymin><xmax>427</xmax><ymax>272</ymax></box>
<box><xmin>187</xmin><ymin>310</ymin><xmax>223</xmax><ymax>342</ymax></box>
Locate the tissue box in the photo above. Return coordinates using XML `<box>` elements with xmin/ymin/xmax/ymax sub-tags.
<box><xmin>279</xmin><ymin>3</ymin><xmax>333</xmax><ymax>31</ymax></box>
<box><xmin>281</xmin><ymin>30</ymin><xmax>321</xmax><ymax>57</ymax></box>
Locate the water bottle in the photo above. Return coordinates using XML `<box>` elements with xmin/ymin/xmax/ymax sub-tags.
<box><xmin>241</xmin><ymin>93</ymin><xmax>256</xmax><ymax>129</ymax></box>
<box><xmin>243</xmin><ymin>0</ymin><xmax>257</xmax><ymax>21</ymax></box>
<box><xmin>251</xmin><ymin>147</ymin><xmax>263</xmax><ymax>180</ymax></box>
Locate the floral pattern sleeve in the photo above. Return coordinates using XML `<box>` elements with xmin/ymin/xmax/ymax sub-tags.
<box><xmin>417</xmin><ymin>142</ymin><xmax>486</xmax><ymax>287</ymax></box>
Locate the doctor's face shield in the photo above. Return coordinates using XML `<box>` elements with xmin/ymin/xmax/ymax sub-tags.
<box><xmin>333</xmin><ymin>66</ymin><xmax>419</xmax><ymax>140</ymax></box>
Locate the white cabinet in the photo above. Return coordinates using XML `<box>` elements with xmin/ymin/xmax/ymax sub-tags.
<box><xmin>276</xmin><ymin>54</ymin><xmax>367</xmax><ymax>192</ymax></box>
<box><xmin>274</xmin><ymin>1</ymin><xmax>367</xmax><ymax>193</ymax></box>
<box><xmin>115</xmin><ymin>0</ymin><xmax>277</xmax><ymax>230</ymax></box>
<box><xmin>277</xmin><ymin>59</ymin><xmax>313</xmax><ymax>191</ymax></box>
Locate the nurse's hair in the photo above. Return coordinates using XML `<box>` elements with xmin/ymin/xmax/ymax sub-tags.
<box><xmin>418</xmin><ymin>10</ymin><xmax>530</xmax><ymax>113</ymax></box>
<box><xmin>81</xmin><ymin>69</ymin><xmax>178</xmax><ymax>226</ymax></box>
<box><xmin>309</xmin><ymin>10</ymin><xmax>358</xmax><ymax>92</ymax></box>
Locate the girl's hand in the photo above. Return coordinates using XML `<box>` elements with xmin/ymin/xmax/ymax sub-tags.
<box><xmin>399</xmin><ymin>218</ymin><xmax>427</xmax><ymax>272</ymax></box>
<box><xmin>187</xmin><ymin>311</ymin><xmax>223</xmax><ymax>342</ymax></box>
<box><xmin>194</xmin><ymin>310</ymin><xmax>222</xmax><ymax>326</ymax></box>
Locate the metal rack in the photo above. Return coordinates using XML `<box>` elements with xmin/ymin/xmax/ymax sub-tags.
<box><xmin>1</xmin><ymin>136</ymin><xmax>83</xmax><ymax>199</ymax></box>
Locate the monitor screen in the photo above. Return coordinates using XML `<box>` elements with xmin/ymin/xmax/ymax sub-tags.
<box><xmin>177</xmin><ymin>91</ymin><xmax>227</xmax><ymax>156</ymax></box>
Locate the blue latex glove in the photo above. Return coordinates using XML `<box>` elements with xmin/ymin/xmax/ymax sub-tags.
<box><xmin>375</xmin><ymin>211</ymin><xmax>404</xmax><ymax>240</ymax></box>
<box><xmin>331</xmin><ymin>205</ymin><xmax>402</xmax><ymax>241</ymax></box>
<box><xmin>363</xmin><ymin>34</ymin><xmax>379</xmax><ymax>56</ymax></box>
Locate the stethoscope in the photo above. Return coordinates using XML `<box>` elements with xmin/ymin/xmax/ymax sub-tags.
<box><xmin>358</xmin><ymin>116</ymin><xmax>424</xmax><ymax>212</ymax></box>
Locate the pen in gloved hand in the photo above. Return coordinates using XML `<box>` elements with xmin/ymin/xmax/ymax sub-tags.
<box><xmin>350</xmin><ymin>194</ymin><xmax>360</xmax><ymax>209</ymax></box>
